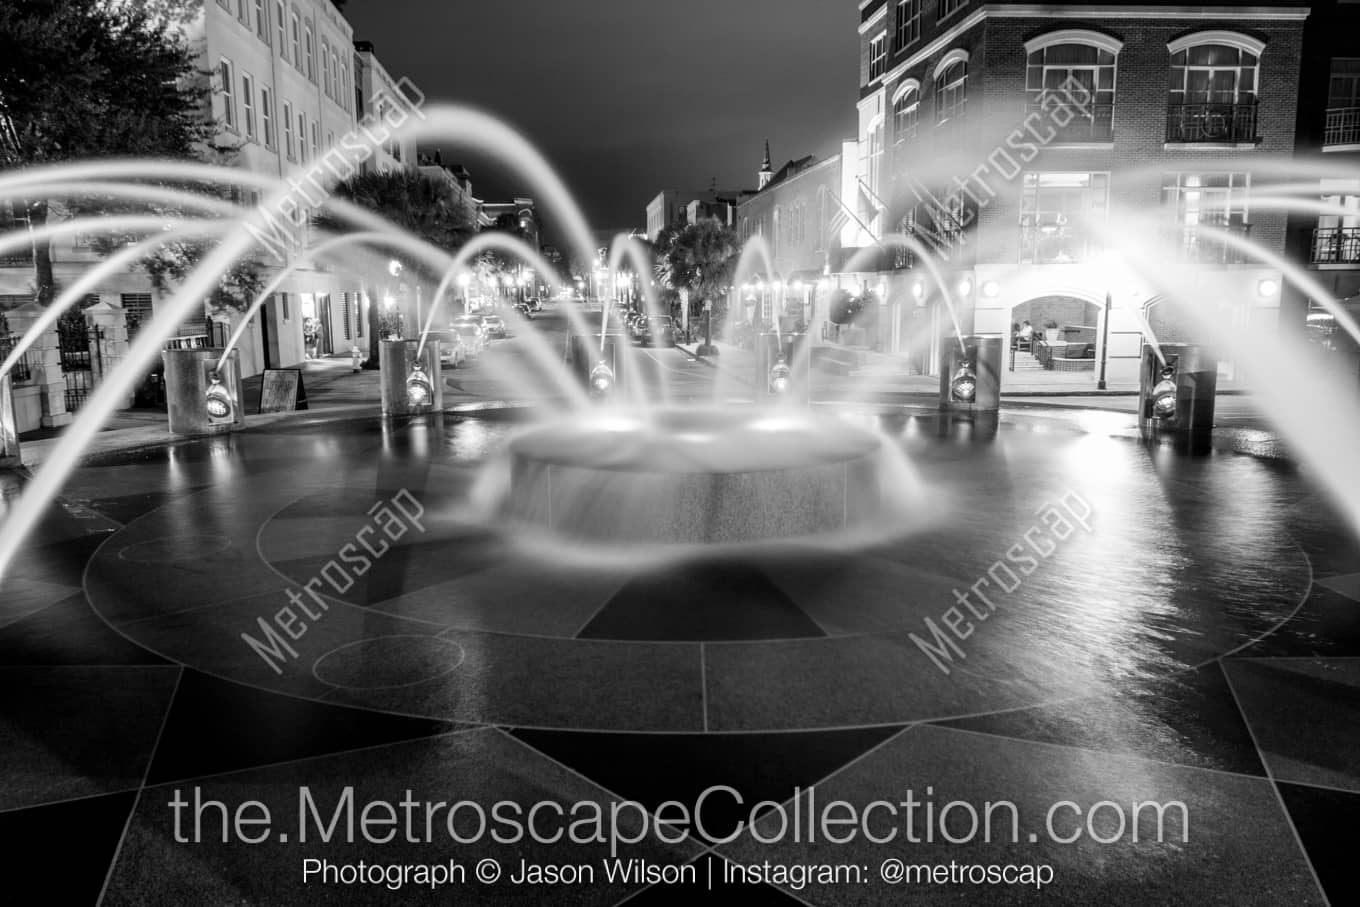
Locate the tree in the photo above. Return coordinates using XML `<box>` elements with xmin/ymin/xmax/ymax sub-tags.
<box><xmin>323</xmin><ymin>169</ymin><xmax>475</xmax><ymax>366</ymax></box>
<box><xmin>654</xmin><ymin>219</ymin><xmax>739</xmax><ymax>342</ymax></box>
<box><xmin>0</xmin><ymin>0</ymin><xmax>220</xmax><ymax>306</ymax></box>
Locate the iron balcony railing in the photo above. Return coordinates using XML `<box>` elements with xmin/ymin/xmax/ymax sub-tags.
<box><xmin>1165</xmin><ymin>102</ymin><xmax>1258</xmax><ymax>144</ymax></box>
<box><xmin>1310</xmin><ymin>227</ymin><xmax>1360</xmax><ymax>264</ymax></box>
<box><xmin>1164</xmin><ymin>220</ymin><xmax>1253</xmax><ymax>264</ymax></box>
<box><xmin>1026</xmin><ymin>101</ymin><xmax>1114</xmax><ymax>142</ymax></box>
<box><xmin>1323</xmin><ymin>107</ymin><xmax>1360</xmax><ymax>147</ymax></box>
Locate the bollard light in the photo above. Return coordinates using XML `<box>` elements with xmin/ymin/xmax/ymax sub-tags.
<box><xmin>406</xmin><ymin>364</ymin><xmax>434</xmax><ymax>408</ymax></box>
<box><xmin>950</xmin><ymin>359</ymin><xmax>978</xmax><ymax>404</ymax></box>
<box><xmin>1149</xmin><ymin>363</ymin><xmax>1178</xmax><ymax>420</ymax></box>
<box><xmin>589</xmin><ymin>359</ymin><xmax>615</xmax><ymax>397</ymax></box>
<box><xmin>768</xmin><ymin>354</ymin><xmax>792</xmax><ymax>395</ymax></box>
<box><xmin>205</xmin><ymin>370</ymin><xmax>235</xmax><ymax>424</ymax></box>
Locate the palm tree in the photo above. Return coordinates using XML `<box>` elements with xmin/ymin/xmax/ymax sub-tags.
<box><xmin>325</xmin><ymin>169</ymin><xmax>474</xmax><ymax>366</ymax></box>
<box><xmin>654</xmin><ymin>219</ymin><xmax>739</xmax><ymax>350</ymax></box>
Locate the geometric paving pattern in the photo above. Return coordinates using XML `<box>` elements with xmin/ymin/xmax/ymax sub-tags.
<box><xmin>0</xmin><ymin>410</ymin><xmax>1356</xmax><ymax>903</ymax></box>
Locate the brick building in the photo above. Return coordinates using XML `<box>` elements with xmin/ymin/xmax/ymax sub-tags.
<box><xmin>850</xmin><ymin>0</ymin><xmax>1308</xmax><ymax>385</ymax></box>
<box><xmin>1282</xmin><ymin>0</ymin><xmax>1360</xmax><ymax>379</ymax></box>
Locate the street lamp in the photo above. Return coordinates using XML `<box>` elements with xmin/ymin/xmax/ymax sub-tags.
<box><xmin>1097</xmin><ymin>290</ymin><xmax>1112</xmax><ymax>390</ymax></box>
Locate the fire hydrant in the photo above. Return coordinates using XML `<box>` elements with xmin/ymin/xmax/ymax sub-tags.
<box><xmin>351</xmin><ymin>346</ymin><xmax>363</xmax><ymax>372</ymax></box>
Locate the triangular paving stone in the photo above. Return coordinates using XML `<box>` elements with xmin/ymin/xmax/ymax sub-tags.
<box><xmin>1316</xmin><ymin>572</ymin><xmax>1360</xmax><ymax>602</ymax></box>
<box><xmin>935</xmin><ymin>661</ymin><xmax>1268</xmax><ymax>776</ymax></box>
<box><xmin>578</xmin><ymin>562</ymin><xmax>826</xmax><ymax>641</ymax></box>
<box><xmin>146</xmin><ymin>670</ymin><xmax>465</xmax><ymax>785</ymax></box>
<box><xmin>1222</xmin><ymin>658</ymin><xmax>1360</xmax><ymax>793</ymax></box>
<box><xmin>0</xmin><ymin>592</ymin><xmax>169</xmax><ymax>666</ymax></box>
<box><xmin>0</xmin><ymin>790</ymin><xmax>138</xmax><ymax>905</ymax></box>
<box><xmin>0</xmin><ymin>666</ymin><xmax>180</xmax><ymax>811</ymax></box>
<box><xmin>511</xmin><ymin>725</ymin><xmax>905</xmax><ymax>840</ymax></box>
<box><xmin>1277</xmin><ymin>781</ymin><xmax>1360</xmax><ymax>907</ymax></box>
<box><xmin>622</xmin><ymin>854</ymin><xmax>807</xmax><ymax>906</ymax></box>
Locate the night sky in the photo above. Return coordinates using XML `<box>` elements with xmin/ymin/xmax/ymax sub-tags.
<box><xmin>342</xmin><ymin>0</ymin><xmax>858</xmax><ymax>237</ymax></box>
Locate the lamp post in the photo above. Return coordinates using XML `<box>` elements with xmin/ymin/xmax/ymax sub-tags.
<box><xmin>1097</xmin><ymin>290</ymin><xmax>1112</xmax><ymax>391</ymax></box>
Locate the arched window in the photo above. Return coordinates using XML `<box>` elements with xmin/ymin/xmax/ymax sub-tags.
<box><xmin>303</xmin><ymin>24</ymin><xmax>315</xmax><ymax>81</ymax></box>
<box><xmin>934</xmin><ymin>52</ymin><xmax>968</xmax><ymax>126</ymax></box>
<box><xmin>892</xmin><ymin>81</ymin><xmax>921</xmax><ymax>143</ymax></box>
<box><xmin>319</xmin><ymin>38</ymin><xmax>330</xmax><ymax>97</ymax></box>
<box><xmin>1167</xmin><ymin>32</ymin><xmax>1263</xmax><ymax>143</ymax></box>
<box><xmin>289</xmin><ymin>11</ymin><xmax>301</xmax><ymax>70</ymax></box>
<box><xmin>1025</xmin><ymin>31</ymin><xmax>1120</xmax><ymax>141</ymax></box>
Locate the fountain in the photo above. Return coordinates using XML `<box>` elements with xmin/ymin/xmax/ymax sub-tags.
<box><xmin>0</xmin><ymin>103</ymin><xmax>1358</xmax><ymax>717</ymax></box>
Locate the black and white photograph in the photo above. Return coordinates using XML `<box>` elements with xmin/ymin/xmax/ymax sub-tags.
<box><xmin>1</xmin><ymin>0</ymin><xmax>1358</xmax><ymax>903</ymax></box>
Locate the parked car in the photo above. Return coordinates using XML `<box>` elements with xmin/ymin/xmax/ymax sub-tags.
<box><xmin>478</xmin><ymin>313</ymin><xmax>507</xmax><ymax>339</ymax></box>
<box><xmin>513</xmin><ymin>302</ymin><xmax>533</xmax><ymax>320</ymax></box>
<box><xmin>450</xmin><ymin>317</ymin><xmax>485</xmax><ymax>355</ymax></box>
<box><xmin>639</xmin><ymin>315</ymin><xmax>676</xmax><ymax>346</ymax></box>
<box><xmin>525</xmin><ymin>296</ymin><xmax>542</xmax><ymax>312</ymax></box>
<box><xmin>426</xmin><ymin>330</ymin><xmax>466</xmax><ymax>368</ymax></box>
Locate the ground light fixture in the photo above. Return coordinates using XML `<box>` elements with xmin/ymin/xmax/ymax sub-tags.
<box><xmin>950</xmin><ymin>359</ymin><xmax>978</xmax><ymax>404</ymax></box>
<box><xmin>204</xmin><ymin>371</ymin><xmax>234</xmax><ymax>423</ymax></box>
<box><xmin>1150</xmin><ymin>363</ymin><xmax>1179</xmax><ymax>420</ymax></box>
<box><xmin>589</xmin><ymin>359</ymin><xmax>615</xmax><ymax>397</ymax></box>
<box><xmin>405</xmin><ymin>364</ymin><xmax>434</xmax><ymax>408</ymax></box>
<box><xmin>768</xmin><ymin>354</ymin><xmax>792</xmax><ymax>395</ymax></box>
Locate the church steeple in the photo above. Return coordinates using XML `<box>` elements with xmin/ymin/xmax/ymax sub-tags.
<box><xmin>758</xmin><ymin>139</ymin><xmax>774</xmax><ymax>189</ymax></box>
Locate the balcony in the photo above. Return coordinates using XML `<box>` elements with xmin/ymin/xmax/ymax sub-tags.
<box><xmin>1310</xmin><ymin>227</ymin><xmax>1360</xmax><ymax>264</ymax></box>
<box><xmin>1323</xmin><ymin>107</ymin><xmax>1360</xmax><ymax>148</ymax></box>
<box><xmin>1163</xmin><ymin>220</ymin><xmax>1253</xmax><ymax>264</ymax></box>
<box><xmin>1019</xmin><ymin>222</ymin><xmax>1098</xmax><ymax>264</ymax></box>
<box><xmin>1165</xmin><ymin>103</ymin><xmax>1257</xmax><ymax>144</ymax></box>
<box><xmin>1026</xmin><ymin>101</ymin><xmax>1114</xmax><ymax>143</ymax></box>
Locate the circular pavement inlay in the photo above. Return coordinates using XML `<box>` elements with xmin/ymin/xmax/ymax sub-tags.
<box><xmin>312</xmin><ymin>635</ymin><xmax>466</xmax><ymax>691</ymax></box>
<box><xmin>118</xmin><ymin>534</ymin><xmax>234</xmax><ymax>563</ymax></box>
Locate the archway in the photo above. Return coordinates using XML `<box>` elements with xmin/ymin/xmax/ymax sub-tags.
<box><xmin>1007</xmin><ymin>294</ymin><xmax>1103</xmax><ymax>387</ymax></box>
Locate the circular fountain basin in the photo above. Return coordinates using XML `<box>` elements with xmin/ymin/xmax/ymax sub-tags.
<box><xmin>495</xmin><ymin>406</ymin><xmax>910</xmax><ymax>549</ymax></box>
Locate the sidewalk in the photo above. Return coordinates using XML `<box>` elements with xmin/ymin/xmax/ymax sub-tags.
<box><xmin>14</xmin><ymin>355</ymin><xmax>379</xmax><ymax>468</ymax></box>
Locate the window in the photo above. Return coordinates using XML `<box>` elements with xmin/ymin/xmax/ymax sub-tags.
<box><xmin>340</xmin><ymin>63</ymin><xmax>349</xmax><ymax>111</ymax></box>
<box><xmin>241</xmin><ymin>73</ymin><xmax>256</xmax><ymax>139</ymax></box>
<box><xmin>894</xmin><ymin>0</ymin><xmax>921</xmax><ymax>52</ymax></box>
<box><xmin>892</xmin><ymin>83</ymin><xmax>920</xmax><ymax>143</ymax></box>
<box><xmin>1312</xmin><ymin>182</ymin><xmax>1360</xmax><ymax>263</ymax></box>
<box><xmin>274</xmin><ymin>1</ymin><xmax>286</xmax><ymax>59</ymax></box>
<box><xmin>236</xmin><ymin>0</ymin><xmax>250</xmax><ymax>24</ymax></box>
<box><xmin>320</xmin><ymin>38</ymin><xmax>331</xmax><ymax>97</ymax></box>
<box><xmin>297</xmin><ymin>111</ymin><xmax>307</xmax><ymax>162</ymax></box>
<box><xmin>311</xmin><ymin>121</ymin><xmax>319</xmax><ymax>159</ymax></box>
<box><xmin>934</xmin><ymin>55</ymin><xmax>968</xmax><ymax>126</ymax></box>
<box><xmin>1162</xmin><ymin>172</ymin><xmax>1251</xmax><ymax>262</ymax></box>
<box><xmin>865</xmin><ymin>119</ymin><xmax>885</xmax><ymax>199</ymax></box>
<box><xmin>1026</xmin><ymin>37</ymin><xmax>1118</xmax><ymax>142</ymax></box>
<box><xmin>938</xmin><ymin>0</ymin><xmax>967</xmax><ymax>21</ymax></box>
<box><xmin>255</xmin><ymin>0</ymin><xmax>268</xmax><ymax>40</ymax></box>
<box><xmin>304</xmin><ymin>24</ymin><xmax>315</xmax><ymax>81</ymax></box>
<box><xmin>331</xmin><ymin>51</ymin><xmax>340</xmax><ymax>100</ymax></box>
<box><xmin>261</xmin><ymin>87</ymin><xmax>275</xmax><ymax>147</ymax></box>
<box><xmin>1019</xmin><ymin>172</ymin><xmax>1109</xmax><ymax>263</ymax></box>
<box><xmin>290</xmin><ymin>12</ymin><xmax>302</xmax><ymax>70</ymax></box>
<box><xmin>342</xmin><ymin>293</ymin><xmax>351</xmax><ymax>340</ymax></box>
<box><xmin>279</xmin><ymin>293</ymin><xmax>290</xmax><ymax>320</ymax></box>
<box><xmin>120</xmin><ymin>294</ymin><xmax>153</xmax><ymax>337</ymax></box>
<box><xmin>327</xmin><ymin>130</ymin><xmax>334</xmax><ymax>149</ymax></box>
<box><xmin>283</xmin><ymin>100</ymin><xmax>295</xmax><ymax>160</ymax></box>
<box><xmin>1326</xmin><ymin>59</ymin><xmax>1360</xmax><ymax>146</ymax></box>
<box><xmin>869</xmin><ymin>33</ymin><xmax>888</xmax><ymax>81</ymax></box>
<box><xmin>1167</xmin><ymin>35</ymin><xmax>1261</xmax><ymax>142</ymax></box>
<box><xmin>218</xmin><ymin>58</ymin><xmax>236</xmax><ymax>130</ymax></box>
